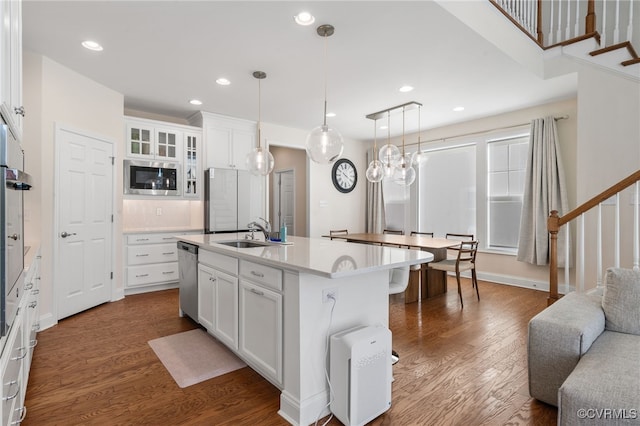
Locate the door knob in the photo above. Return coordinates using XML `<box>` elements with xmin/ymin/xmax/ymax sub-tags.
<box><xmin>8</xmin><ymin>234</ymin><xmax>19</xmax><ymax>241</ymax></box>
<box><xmin>60</xmin><ymin>231</ymin><xmax>77</xmax><ymax>238</ymax></box>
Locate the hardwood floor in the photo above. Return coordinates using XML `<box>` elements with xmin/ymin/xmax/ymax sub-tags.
<box><xmin>23</xmin><ymin>278</ymin><xmax>557</xmax><ymax>425</ymax></box>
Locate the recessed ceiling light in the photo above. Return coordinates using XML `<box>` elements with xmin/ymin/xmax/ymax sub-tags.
<box><xmin>81</xmin><ymin>40</ymin><xmax>103</xmax><ymax>51</ymax></box>
<box><xmin>294</xmin><ymin>11</ymin><xmax>315</xmax><ymax>26</ymax></box>
<box><xmin>189</xmin><ymin>99</ymin><xmax>203</xmax><ymax>106</ymax></box>
<box><xmin>326</xmin><ymin>112</ymin><xmax>336</xmax><ymax>118</ymax></box>
<box><xmin>399</xmin><ymin>85</ymin><xmax>414</xmax><ymax>93</ymax></box>
<box><xmin>216</xmin><ymin>78</ymin><xmax>231</xmax><ymax>86</ymax></box>
<box><xmin>453</xmin><ymin>106</ymin><xmax>465</xmax><ymax>112</ymax></box>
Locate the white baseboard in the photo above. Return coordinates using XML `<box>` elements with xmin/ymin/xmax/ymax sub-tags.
<box><xmin>452</xmin><ymin>270</ymin><xmax>564</xmax><ymax>294</ymax></box>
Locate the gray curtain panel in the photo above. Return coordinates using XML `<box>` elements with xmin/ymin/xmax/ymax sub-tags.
<box><xmin>517</xmin><ymin>116</ymin><xmax>569</xmax><ymax>266</ymax></box>
<box><xmin>365</xmin><ymin>150</ymin><xmax>385</xmax><ymax>233</ymax></box>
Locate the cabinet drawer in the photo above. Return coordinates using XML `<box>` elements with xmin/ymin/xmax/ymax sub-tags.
<box><xmin>199</xmin><ymin>250</ymin><xmax>238</xmax><ymax>276</ymax></box>
<box><xmin>127</xmin><ymin>243</ymin><xmax>178</xmax><ymax>265</ymax></box>
<box><xmin>127</xmin><ymin>233</ymin><xmax>182</xmax><ymax>245</ymax></box>
<box><xmin>240</xmin><ymin>260</ymin><xmax>282</xmax><ymax>292</ymax></box>
<box><xmin>127</xmin><ymin>263</ymin><xmax>179</xmax><ymax>287</ymax></box>
<box><xmin>2</xmin><ymin>318</ymin><xmax>23</xmax><ymax>426</ymax></box>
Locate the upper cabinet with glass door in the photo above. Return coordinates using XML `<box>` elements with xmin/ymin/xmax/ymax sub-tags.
<box><xmin>126</xmin><ymin>119</ymin><xmax>181</xmax><ymax>161</ymax></box>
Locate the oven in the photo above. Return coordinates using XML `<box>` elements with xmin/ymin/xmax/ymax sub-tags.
<box><xmin>1</xmin><ymin>123</ymin><xmax>31</xmax><ymax>336</ymax></box>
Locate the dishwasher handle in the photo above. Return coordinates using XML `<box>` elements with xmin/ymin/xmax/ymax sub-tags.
<box><xmin>177</xmin><ymin>241</ymin><xmax>198</xmax><ymax>255</ymax></box>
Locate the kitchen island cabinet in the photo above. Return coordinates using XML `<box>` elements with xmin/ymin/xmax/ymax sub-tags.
<box><xmin>177</xmin><ymin>234</ymin><xmax>433</xmax><ymax>426</ymax></box>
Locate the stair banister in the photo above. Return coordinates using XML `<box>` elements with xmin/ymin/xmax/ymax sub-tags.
<box><xmin>548</xmin><ymin>169</ymin><xmax>640</xmax><ymax>304</ymax></box>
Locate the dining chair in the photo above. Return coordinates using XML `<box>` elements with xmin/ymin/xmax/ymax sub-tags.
<box><xmin>428</xmin><ymin>240</ymin><xmax>479</xmax><ymax>308</ymax></box>
<box><xmin>410</xmin><ymin>231</ymin><xmax>434</xmax><ymax>237</ymax></box>
<box><xmin>329</xmin><ymin>229</ymin><xmax>349</xmax><ymax>240</ymax></box>
<box><xmin>445</xmin><ymin>233</ymin><xmax>474</xmax><ymax>241</ymax></box>
<box><xmin>383</xmin><ymin>229</ymin><xmax>404</xmax><ymax>235</ymax></box>
<box><xmin>388</xmin><ymin>266</ymin><xmax>410</xmax><ymax>364</ymax></box>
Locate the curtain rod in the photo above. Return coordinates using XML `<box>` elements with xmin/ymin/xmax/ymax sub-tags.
<box><xmin>401</xmin><ymin>115</ymin><xmax>569</xmax><ymax>148</ymax></box>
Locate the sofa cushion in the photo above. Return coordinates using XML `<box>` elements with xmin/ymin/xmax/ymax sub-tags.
<box><xmin>602</xmin><ymin>268</ymin><xmax>640</xmax><ymax>335</ymax></box>
<box><xmin>559</xmin><ymin>330</ymin><xmax>640</xmax><ymax>425</ymax></box>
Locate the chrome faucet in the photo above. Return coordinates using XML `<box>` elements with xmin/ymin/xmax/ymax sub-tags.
<box><xmin>247</xmin><ymin>217</ymin><xmax>271</xmax><ymax>241</ymax></box>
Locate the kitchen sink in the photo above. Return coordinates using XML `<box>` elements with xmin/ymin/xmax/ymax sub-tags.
<box><xmin>216</xmin><ymin>240</ymin><xmax>270</xmax><ymax>248</ymax></box>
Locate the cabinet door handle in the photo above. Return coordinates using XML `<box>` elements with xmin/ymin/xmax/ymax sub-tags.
<box><xmin>162</xmin><ymin>237</ymin><xmax>174</xmax><ymax>240</ymax></box>
<box><xmin>250</xmin><ymin>288</ymin><xmax>264</xmax><ymax>296</ymax></box>
<box><xmin>136</xmin><ymin>238</ymin><xmax>149</xmax><ymax>242</ymax></box>
<box><xmin>162</xmin><ymin>271</ymin><xmax>174</xmax><ymax>275</ymax></box>
<box><xmin>135</xmin><ymin>254</ymin><xmax>149</xmax><ymax>257</ymax></box>
<box><xmin>12</xmin><ymin>405</ymin><xmax>27</xmax><ymax>424</ymax></box>
<box><xmin>24</xmin><ymin>282</ymin><xmax>33</xmax><ymax>290</ymax></box>
<box><xmin>136</xmin><ymin>273</ymin><xmax>149</xmax><ymax>278</ymax></box>
<box><xmin>14</xmin><ymin>106</ymin><xmax>25</xmax><ymax>117</ymax></box>
<box><xmin>162</xmin><ymin>252</ymin><xmax>175</xmax><ymax>255</ymax></box>
<box><xmin>11</xmin><ymin>347</ymin><xmax>27</xmax><ymax>361</ymax></box>
<box><xmin>3</xmin><ymin>381</ymin><xmax>19</xmax><ymax>401</ymax></box>
<box><xmin>29</xmin><ymin>301</ymin><xmax>37</xmax><ymax>308</ymax></box>
<box><xmin>209</xmin><ymin>277</ymin><xmax>216</xmax><ymax>282</ymax></box>
<box><xmin>29</xmin><ymin>339</ymin><xmax>38</xmax><ymax>349</ymax></box>
<box><xmin>250</xmin><ymin>271</ymin><xmax>265</xmax><ymax>278</ymax></box>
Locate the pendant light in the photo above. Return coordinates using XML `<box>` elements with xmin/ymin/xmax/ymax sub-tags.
<box><xmin>246</xmin><ymin>71</ymin><xmax>275</xmax><ymax>176</ymax></box>
<box><xmin>413</xmin><ymin>105</ymin><xmax>426</xmax><ymax>165</ymax></box>
<box><xmin>380</xmin><ymin>111</ymin><xmax>400</xmax><ymax>177</ymax></box>
<box><xmin>365</xmin><ymin>118</ymin><xmax>384</xmax><ymax>183</ymax></box>
<box><xmin>305</xmin><ymin>24</ymin><xmax>344</xmax><ymax>164</ymax></box>
<box><xmin>393</xmin><ymin>106</ymin><xmax>416</xmax><ymax>186</ymax></box>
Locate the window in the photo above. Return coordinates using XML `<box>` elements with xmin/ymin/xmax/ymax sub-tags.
<box><xmin>408</xmin><ymin>127</ymin><xmax>529</xmax><ymax>253</ymax></box>
<box><xmin>487</xmin><ymin>136</ymin><xmax>529</xmax><ymax>250</ymax></box>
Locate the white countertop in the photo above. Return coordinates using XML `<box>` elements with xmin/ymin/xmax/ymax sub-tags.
<box><xmin>176</xmin><ymin>234</ymin><xmax>434</xmax><ymax>278</ymax></box>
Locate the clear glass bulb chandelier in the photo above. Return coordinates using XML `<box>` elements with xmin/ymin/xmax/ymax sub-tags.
<box><xmin>379</xmin><ymin>111</ymin><xmax>400</xmax><ymax>177</ymax></box>
<box><xmin>246</xmin><ymin>71</ymin><xmax>275</xmax><ymax>176</ymax></box>
<box><xmin>365</xmin><ymin>118</ymin><xmax>384</xmax><ymax>183</ymax></box>
<box><xmin>413</xmin><ymin>105</ymin><xmax>426</xmax><ymax>166</ymax></box>
<box><xmin>306</xmin><ymin>24</ymin><xmax>344</xmax><ymax>164</ymax></box>
<box><xmin>393</xmin><ymin>106</ymin><xmax>416</xmax><ymax>186</ymax></box>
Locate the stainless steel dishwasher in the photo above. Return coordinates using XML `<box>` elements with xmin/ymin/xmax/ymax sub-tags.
<box><xmin>177</xmin><ymin>241</ymin><xmax>198</xmax><ymax>321</ymax></box>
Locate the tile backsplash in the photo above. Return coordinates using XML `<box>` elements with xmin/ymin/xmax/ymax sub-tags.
<box><xmin>123</xmin><ymin>199</ymin><xmax>203</xmax><ymax>231</ymax></box>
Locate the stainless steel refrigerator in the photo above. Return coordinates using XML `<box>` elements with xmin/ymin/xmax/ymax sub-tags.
<box><xmin>204</xmin><ymin>168</ymin><xmax>265</xmax><ymax>233</ymax></box>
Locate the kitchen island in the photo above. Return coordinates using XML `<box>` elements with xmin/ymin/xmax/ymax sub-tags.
<box><xmin>177</xmin><ymin>233</ymin><xmax>433</xmax><ymax>426</ymax></box>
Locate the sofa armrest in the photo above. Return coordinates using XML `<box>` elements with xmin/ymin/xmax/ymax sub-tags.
<box><xmin>528</xmin><ymin>292</ymin><xmax>605</xmax><ymax>406</ymax></box>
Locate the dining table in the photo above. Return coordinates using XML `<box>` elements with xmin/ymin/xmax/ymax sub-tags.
<box><xmin>328</xmin><ymin>233</ymin><xmax>461</xmax><ymax>302</ymax></box>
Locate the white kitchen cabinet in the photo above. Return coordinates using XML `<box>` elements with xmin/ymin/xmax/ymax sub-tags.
<box><xmin>125</xmin><ymin>231</ymin><xmax>199</xmax><ymax>294</ymax></box>
<box><xmin>239</xmin><ymin>261</ymin><xmax>283</xmax><ymax>386</ymax></box>
<box><xmin>189</xmin><ymin>112</ymin><xmax>256</xmax><ymax>170</ymax></box>
<box><xmin>0</xmin><ymin>0</ymin><xmax>24</xmax><ymax>139</ymax></box>
<box><xmin>126</xmin><ymin>120</ymin><xmax>181</xmax><ymax>161</ymax></box>
<box><xmin>183</xmin><ymin>131</ymin><xmax>199</xmax><ymax>197</ymax></box>
<box><xmin>198</xmin><ymin>251</ymin><xmax>239</xmax><ymax>350</ymax></box>
<box><xmin>0</xmin><ymin>248</ymin><xmax>40</xmax><ymax>426</ymax></box>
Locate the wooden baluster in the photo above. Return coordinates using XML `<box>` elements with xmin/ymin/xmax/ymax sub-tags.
<box><xmin>578</xmin><ymin>213</ymin><xmax>585</xmax><ymax>292</ymax></box>
<box><xmin>635</xmin><ymin>182</ymin><xmax>639</xmax><ymax>271</ymax></box>
<box><xmin>548</xmin><ymin>210</ymin><xmax>560</xmax><ymax>304</ymax></box>
<box><xmin>596</xmin><ymin>203</ymin><xmax>603</xmax><ymax>289</ymax></box>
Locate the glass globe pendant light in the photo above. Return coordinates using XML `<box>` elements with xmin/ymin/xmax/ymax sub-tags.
<box><xmin>306</xmin><ymin>24</ymin><xmax>344</xmax><ymax>164</ymax></box>
<box><xmin>246</xmin><ymin>71</ymin><xmax>275</xmax><ymax>176</ymax></box>
<box><xmin>413</xmin><ymin>105</ymin><xmax>426</xmax><ymax>166</ymax></box>
<box><xmin>380</xmin><ymin>111</ymin><xmax>400</xmax><ymax>178</ymax></box>
<box><xmin>393</xmin><ymin>107</ymin><xmax>416</xmax><ymax>186</ymax></box>
<box><xmin>365</xmin><ymin>118</ymin><xmax>384</xmax><ymax>183</ymax></box>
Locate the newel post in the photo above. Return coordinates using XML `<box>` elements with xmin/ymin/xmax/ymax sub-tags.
<box><xmin>548</xmin><ymin>210</ymin><xmax>560</xmax><ymax>305</ymax></box>
<box><xmin>585</xmin><ymin>0</ymin><xmax>596</xmax><ymax>34</ymax></box>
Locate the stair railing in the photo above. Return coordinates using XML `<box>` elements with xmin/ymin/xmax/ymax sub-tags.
<box><xmin>548</xmin><ymin>170</ymin><xmax>640</xmax><ymax>304</ymax></box>
<box><xmin>490</xmin><ymin>0</ymin><xmax>637</xmax><ymax>51</ymax></box>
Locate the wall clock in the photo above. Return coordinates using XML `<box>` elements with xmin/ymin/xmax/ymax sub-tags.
<box><xmin>331</xmin><ymin>158</ymin><xmax>357</xmax><ymax>193</ymax></box>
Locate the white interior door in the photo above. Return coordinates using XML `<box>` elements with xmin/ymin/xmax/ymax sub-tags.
<box><xmin>56</xmin><ymin>125</ymin><xmax>114</xmax><ymax>320</ymax></box>
<box><xmin>274</xmin><ymin>170</ymin><xmax>294</xmax><ymax>234</ymax></box>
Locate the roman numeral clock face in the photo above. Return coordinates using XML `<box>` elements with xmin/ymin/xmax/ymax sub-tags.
<box><xmin>331</xmin><ymin>158</ymin><xmax>357</xmax><ymax>193</ymax></box>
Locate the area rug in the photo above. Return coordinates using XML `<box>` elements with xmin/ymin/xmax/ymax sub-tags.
<box><xmin>148</xmin><ymin>328</ymin><xmax>246</xmax><ymax>388</ymax></box>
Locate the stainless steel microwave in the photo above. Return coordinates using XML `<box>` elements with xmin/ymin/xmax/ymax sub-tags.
<box><xmin>124</xmin><ymin>159</ymin><xmax>181</xmax><ymax>196</ymax></box>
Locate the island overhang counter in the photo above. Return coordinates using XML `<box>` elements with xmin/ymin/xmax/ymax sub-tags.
<box><xmin>177</xmin><ymin>234</ymin><xmax>434</xmax><ymax>425</ymax></box>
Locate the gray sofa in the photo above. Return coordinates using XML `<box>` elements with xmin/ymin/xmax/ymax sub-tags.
<box><xmin>528</xmin><ymin>268</ymin><xmax>640</xmax><ymax>425</ymax></box>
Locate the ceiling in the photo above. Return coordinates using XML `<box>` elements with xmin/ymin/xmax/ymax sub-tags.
<box><xmin>22</xmin><ymin>1</ymin><xmax>577</xmax><ymax>142</ymax></box>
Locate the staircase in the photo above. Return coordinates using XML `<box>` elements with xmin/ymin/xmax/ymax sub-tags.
<box><xmin>491</xmin><ymin>0</ymin><xmax>640</xmax><ymax>81</ymax></box>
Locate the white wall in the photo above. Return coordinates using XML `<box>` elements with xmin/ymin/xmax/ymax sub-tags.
<box><xmin>22</xmin><ymin>53</ymin><xmax>124</xmax><ymax>329</ymax></box>
<box><xmin>262</xmin><ymin>122</ymin><xmax>368</xmax><ymax>237</ymax></box>
<box><xmin>576</xmin><ymin>66</ymin><xmax>640</xmax><ymax>286</ymax></box>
